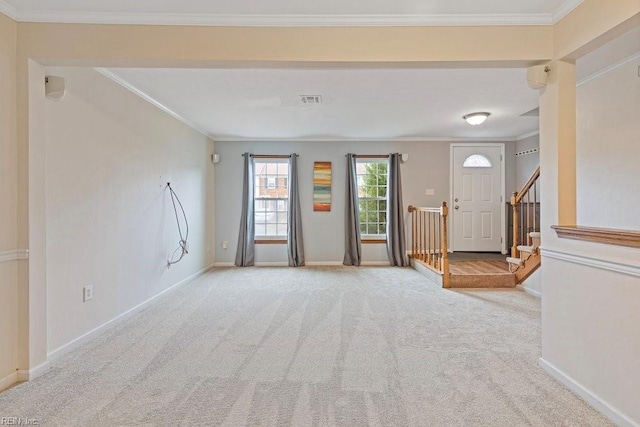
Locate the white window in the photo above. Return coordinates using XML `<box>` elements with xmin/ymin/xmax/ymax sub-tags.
<box><xmin>462</xmin><ymin>154</ymin><xmax>492</xmax><ymax>168</ymax></box>
<box><xmin>254</xmin><ymin>160</ymin><xmax>289</xmax><ymax>239</ymax></box>
<box><xmin>356</xmin><ymin>159</ymin><xmax>388</xmax><ymax>238</ymax></box>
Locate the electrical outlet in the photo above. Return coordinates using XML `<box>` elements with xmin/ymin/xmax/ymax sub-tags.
<box><xmin>83</xmin><ymin>284</ymin><xmax>93</xmax><ymax>302</ymax></box>
<box><xmin>222</xmin><ymin>241</ymin><xmax>228</xmax><ymax>249</ymax></box>
<box><xmin>425</xmin><ymin>188</ymin><xmax>436</xmax><ymax>196</ymax></box>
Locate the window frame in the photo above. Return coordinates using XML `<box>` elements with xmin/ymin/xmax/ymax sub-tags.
<box><xmin>462</xmin><ymin>154</ymin><xmax>493</xmax><ymax>168</ymax></box>
<box><xmin>253</xmin><ymin>157</ymin><xmax>290</xmax><ymax>243</ymax></box>
<box><xmin>355</xmin><ymin>157</ymin><xmax>389</xmax><ymax>242</ymax></box>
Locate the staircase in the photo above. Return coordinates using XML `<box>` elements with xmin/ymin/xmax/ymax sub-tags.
<box><xmin>507</xmin><ymin>166</ymin><xmax>542</xmax><ymax>284</ymax></box>
<box><xmin>507</xmin><ymin>231</ymin><xmax>541</xmax><ymax>283</ymax></box>
<box><xmin>408</xmin><ymin>166</ymin><xmax>542</xmax><ymax>288</ymax></box>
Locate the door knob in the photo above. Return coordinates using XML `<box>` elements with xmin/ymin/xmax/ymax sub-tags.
<box><xmin>455</xmin><ymin>198</ymin><xmax>459</xmax><ymax>202</ymax></box>
<box><xmin>455</xmin><ymin>205</ymin><xmax>459</xmax><ymax>209</ymax></box>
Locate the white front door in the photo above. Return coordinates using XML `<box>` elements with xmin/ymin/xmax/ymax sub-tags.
<box><xmin>452</xmin><ymin>145</ymin><xmax>503</xmax><ymax>252</ymax></box>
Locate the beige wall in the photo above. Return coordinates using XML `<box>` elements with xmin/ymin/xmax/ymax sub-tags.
<box><xmin>43</xmin><ymin>67</ymin><xmax>214</xmax><ymax>354</ymax></box>
<box><xmin>554</xmin><ymin>0</ymin><xmax>640</xmax><ymax>61</ymax></box>
<box><xmin>17</xmin><ymin>23</ymin><xmax>553</xmax><ymax>67</ymax></box>
<box><xmin>0</xmin><ymin>12</ymin><xmax>19</xmax><ymax>390</ymax></box>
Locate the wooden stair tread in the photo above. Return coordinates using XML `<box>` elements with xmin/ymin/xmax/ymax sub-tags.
<box><xmin>449</xmin><ymin>260</ymin><xmax>511</xmax><ymax>275</ymax></box>
<box><xmin>412</xmin><ymin>258</ymin><xmax>516</xmax><ymax>288</ymax></box>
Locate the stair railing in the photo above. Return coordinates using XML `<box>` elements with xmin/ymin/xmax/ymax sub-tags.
<box><xmin>408</xmin><ymin>202</ymin><xmax>449</xmax><ymax>287</ymax></box>
<box><xmin>511</xmin><ymin>166</ymin><xmax>540</xmax><ymax>258</ymax></box>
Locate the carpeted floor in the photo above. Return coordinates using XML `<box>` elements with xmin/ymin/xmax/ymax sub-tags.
<box><xmin>0</xmin><ymin>267</ymin><xmax>610</xmax><ymax>426</ymax></box>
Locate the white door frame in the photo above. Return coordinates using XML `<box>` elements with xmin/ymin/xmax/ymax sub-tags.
<box><xmin>449</xmin><ymin>143</ymin><xmax>506</xmax><ymax>254</ymax></box>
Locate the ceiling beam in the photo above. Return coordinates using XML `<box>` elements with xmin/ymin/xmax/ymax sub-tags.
<box><xmin>18</xmin><ymin>23</ymin><xmax>553</xmax><ymax>68</ymax></box>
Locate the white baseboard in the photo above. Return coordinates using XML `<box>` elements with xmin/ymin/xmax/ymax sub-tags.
<box><xmin>539</xmin><ymin>358</ymin><xmax>638</xmax><ymax>427</ymax></box>
<box><xmin>17</xmin><ymin>361</ymin><xmax>50</xmax><ymax>382</ymax></box>
<box><xmin>305</xmin><ymin>261</ymin><xmax>343</xmax><ymax>266</ymax></box>
<box><xmin>213</xmin><ymin>261</ymin><xmax>392</xmax><ymax>267</ymax></box>
<box><xmin>0</xmin><ymin>371</ymin><xmax>18</xmax><ymax>392</ymax></box>
<box><xmin>213</xmin><ymin>262</ymin><xmax>235</xmax><ymax>267</ymax></box>
<box><xmin>517</xmin><ymin>284</ymin><xmax>541</xmax><ymax>298</ymax></box>
<box><xmin>47</xmin><ymin>264</ymin><xmax>214</xmax><ymax>362</ymax></box>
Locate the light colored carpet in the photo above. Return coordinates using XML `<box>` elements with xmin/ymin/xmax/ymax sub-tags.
<box><xmin>0</xmin><ymin>267</ymin><xmax>610</xmax><ymax>426</ymax></box>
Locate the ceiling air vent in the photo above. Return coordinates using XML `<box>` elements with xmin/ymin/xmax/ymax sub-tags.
<box><xmin>299</xmin><ymin>95</ymin><xmax>322</xmax><ymax>105</ymax></box>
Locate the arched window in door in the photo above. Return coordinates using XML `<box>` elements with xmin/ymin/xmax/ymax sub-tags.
<box><xmin>462</xmin><ymin>154</ymin><xmax>492</xmax><ymax>168</ymax></box>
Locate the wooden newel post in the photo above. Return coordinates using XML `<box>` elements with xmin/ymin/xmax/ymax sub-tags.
<box><xmin>441</xmin><ymin>201</ymin><xmax>450</xmax><ymax>288</ymax></box>
<box><xmin>408</xmin><ymin>205</ymin><xmax>415</xmax><ymax>259</ymax></box>
<box><xmin>511</xmin><ymin>191</ymin><xmax>519</xmax><ymax>258</ymax></box>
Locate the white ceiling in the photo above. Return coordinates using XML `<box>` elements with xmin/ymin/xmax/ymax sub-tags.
<box><xmin>1</xmin><ymin>0</ymin><xmax>582</xmax><ymax>26</ymax></box>
<box><xmin>102</xmin><ymin>67</ymin><xmax>541</xmax><ymax>141</ymax></box>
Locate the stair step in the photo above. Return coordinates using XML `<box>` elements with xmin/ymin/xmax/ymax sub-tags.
<box><xmin>529</xmin><ymin>232</ymin><xmax>541</xmax><ymax>239</ymax></box>
<box><xmin>517</xmin><ymin>245</ymin><xmax>534</xmax><ymax>253</ymax></box>
<box><xmin>506</xmin><ymin>257</ymin><xmax>523</xmax><ymax>266</ymax></box>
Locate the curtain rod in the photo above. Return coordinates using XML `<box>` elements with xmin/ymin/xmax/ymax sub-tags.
<box><xmin>240</xmin><ymin>154</ymin><xmax>299</xmax><ymax>158</ymax></box>
<box><xmin>345</xmin><ymin>154</ymin><xmax>391</xmax><ymax>159</ymax></box>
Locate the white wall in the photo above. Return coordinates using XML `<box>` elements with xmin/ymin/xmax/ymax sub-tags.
<box><xmin>515</xmin><ymin>133</ymin><xmax>540</xmax><ymax>190</ymax></box>
<box><xmin>0</xmin><ymin>12</ymin><xmax>18</xmax><ymax>390</ymax></box>
<box><xmin>44</xmin><ymin>67</ymin><xmax>214</xmax><ymax>354</ymax></box>
<box><xmin>541</xmin><ymin>53</ymin><xmax>640</xmax><ymax>425</ymax></box>
<box><xmin>576</xmin><ymin>58</ymin><xmax>640</xmax><ymax>229</ymax></box>
<box><xmin>215</xmin><ymin>140</ymin><xmax>516</xmax><ymax>264</ymax></box>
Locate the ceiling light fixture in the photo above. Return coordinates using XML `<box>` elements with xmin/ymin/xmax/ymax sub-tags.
<box><xmin>463</xmin><ymin>112</ymin><xmax>490</xmax><ymax>126</ymax></box>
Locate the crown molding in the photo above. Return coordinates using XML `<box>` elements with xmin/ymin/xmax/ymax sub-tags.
<box><xmin>215</xmin><ymin>136</ymin><xmax>516</xmax><ymax>143</ymax></box>
<box><xmin>4</xmin><ymin>0</ymin><xmax>584</xmax><ymax>27</ymax></box>
<box><xmin>516</xmin><ymin>130</ymin><xmax>540</xmax><ymax>141</ymax></box>
<box><xmin>94</xmin><ymin>68</ymin><xmax>214</xmax><ymax>140</ymax></box>
<box><xmin>0</xmin><ymin>0</ymin><xmax>17</xmax><ymax>20</ymax></box>
<box><xmin>577</xmin><ymin>52</ymin><xmax>640</xmax><ymax>87</ymax></box>
<box><xmin>551</xmin><ymin>0</ymin><xmax>584</xmax><ymax>24</ymax></box>
<box><xmin>16</xmin><ymin>11</ymin><xmax>558</xmax><ymax>27</ymax></box>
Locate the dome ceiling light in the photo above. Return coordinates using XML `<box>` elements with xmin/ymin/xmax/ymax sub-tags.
<box><xmin>463</xmin><ymin>112</ymin><xmax>490</xmax><ymax>125</ymax></box>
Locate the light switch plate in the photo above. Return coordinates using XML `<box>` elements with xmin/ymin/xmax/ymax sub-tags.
<box><xmin>83</xmin><ymin>284</ymin><xmax>93</xmax><ymax>302</ymax></box>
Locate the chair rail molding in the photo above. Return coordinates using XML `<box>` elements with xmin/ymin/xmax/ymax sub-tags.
<box><xmin>0</xmin><ymin>249</ymin><xmax>30</xmax><ymax>263</ymax></box>
<box><xmin>552</xmin><ymin>225</ymin><xmax>640</xmax><ymax>249</ymax></box>
<box><xmin>541</xmin><ymin>248</ymin><xmax>640</xmax><ymax>279</ymax></box>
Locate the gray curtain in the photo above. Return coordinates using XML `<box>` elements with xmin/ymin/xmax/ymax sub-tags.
<box><xmin>287</xmin><ymin>154</ymin><xmax>305</xmax><ymax>267</ymax></box>
<box><xmin>386</xmin><ymin>153</ymin><xmax>408</xmax><ymax>266</ymax></box>
<box><xmin>234</xmin><ymin>153</ymin><xmax>255</xmax><ymax>267</ymax></box>
<box><xmin>343</xmin><ymin>153</ymin><xmax>362</xmax><ymax>266</ymax></box>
